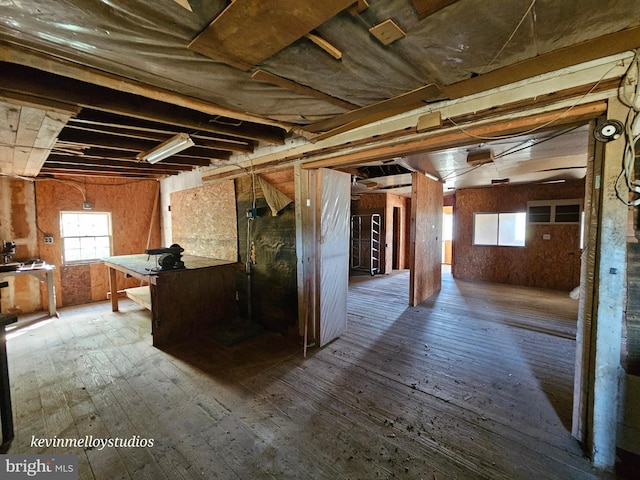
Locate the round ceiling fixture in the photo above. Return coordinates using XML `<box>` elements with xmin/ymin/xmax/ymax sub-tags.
<box><xmin>594</xmin><ymin>120</ymin><xmax>624</xmax><ymax>142</ymax></box>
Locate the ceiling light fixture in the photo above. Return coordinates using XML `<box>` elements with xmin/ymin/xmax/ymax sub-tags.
<box><xmin>137</xmin><ymin>133</ymin><xmax>195</xmax><ymax>164</ymax></box>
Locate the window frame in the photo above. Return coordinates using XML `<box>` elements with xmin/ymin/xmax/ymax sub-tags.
<box><xmin>527</xmin><ymin>199</ymin><xmax>583</xmax><ymax>224</ymax></box>
<box><xmin>60</xmin><ymin>211</ymin><xmax>113</xmax><ymax>264</ymax></box>
<box><xmin>472</xmin><ymin>211</ymin><xmax>526</xmax><ymax>247</ymax></box>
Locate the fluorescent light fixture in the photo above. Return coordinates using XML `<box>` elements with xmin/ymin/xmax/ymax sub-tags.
<box><xmin>137</xmin><ymin>133</ymin><xmax>194</xmax><ymax>164</ymax></box>
<box><xmin>425</xmin><ymin>172</ymin><xmax>440</xmax><ymax>182</ymax></box>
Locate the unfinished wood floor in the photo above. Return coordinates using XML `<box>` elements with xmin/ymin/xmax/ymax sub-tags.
<box><xmin>5</xmin><ymin>269</ymin><xmax>613</xmax><ymax>479</ymax></box>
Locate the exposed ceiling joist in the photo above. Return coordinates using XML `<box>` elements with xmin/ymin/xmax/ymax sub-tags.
<box><xmin>0</xmin><ymin>44</ymin><xmax>287</xmax><ymax>130</ymax></box>
<box><xmin>307</xmin><ymin>84</ymin><xmax>444</xmax><ymax>139</ymax></box>
<box><xmin>0</xmin><ymin>63</ymin><xmax>286</xmax><ymax>145</ymax></box>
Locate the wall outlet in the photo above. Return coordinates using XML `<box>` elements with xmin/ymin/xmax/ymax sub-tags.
<box><xmin>44</xmin><ymin>235</ymin><xmax>54</xmax><ymax>244</ymax></box>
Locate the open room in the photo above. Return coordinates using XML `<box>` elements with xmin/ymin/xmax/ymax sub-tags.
<box><xmin>0</xmin><ymin>1</ymin><xmax>639</xmax><ymax>479</ymax></box>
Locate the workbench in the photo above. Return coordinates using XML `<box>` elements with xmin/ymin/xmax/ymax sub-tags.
<box><xmin>104</xmin><ymin>254</ymin><xmax>238</xmax><ymax>347</ymax></box>
<box><xmin>0</xmin><ymin>264</ymin><xmax>56</xmax><ymax>317</ymax></box>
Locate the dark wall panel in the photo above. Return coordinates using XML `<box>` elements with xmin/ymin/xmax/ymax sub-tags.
<box><xmin>235</xmin><ymin>171</ymin><xmax>297</xmax><ymax>335</ymax></box>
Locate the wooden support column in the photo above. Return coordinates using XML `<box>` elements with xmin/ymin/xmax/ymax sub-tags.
<box><xmin>409</xmin><ymin>172</ymin><xmax>443</xmax><ymax>306</ymax></box>
<box><xmin>574</xmin><ymin>97</ymin><xmax>628</xmax><ymax>469</ymax></box>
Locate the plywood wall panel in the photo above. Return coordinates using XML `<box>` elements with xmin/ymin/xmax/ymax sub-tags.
<box><xmin>410</xmin><ymin>173</ymin><xmax>443</xmax><ymax>306</ymax></box>
<box><xmin>35</xmin><ymin>177</ymin><xmax>162</xmax><ymax>308</ymax></box>
<box><xmin>170</xmin><ymin>180</ymin><xmax>237</xmax><ymax>261</ymax></box>
<box><xmin>454</xmin><ymin>179</ymin><xmax>584</xmax><ymax>290</ymax></box>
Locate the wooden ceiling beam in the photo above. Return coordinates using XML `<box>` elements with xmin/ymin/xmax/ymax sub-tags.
<box><xmin>46</xmin><ymin>154</ymin><xmax>198</xmax><ymax>171</ymax></box>
<box><xmin>66</xmin><ymin>123</ymin><xmax>255</xmax><ymax>153</ymax></box>
<box><xmin>38</xmin><ymin>167</ymin><xmax>162</xmax><ymax>179</ymax></box>
<box><xmin>301</xmin><ymin>101</ymin><xmax>606</xmax><ymax>170</ymax></box>
<box><xmin>41</xmin><ymin>160</ymin><xmax>173</xmax><ymax>174</ymax></box>
<box><xmin>305</xmin><ymin>83</ymin><xmax>444</xmax><ymax>136</ymax></box>
<box><xmin>0</xmin><ymin>44</ymin><xmax>287</xmax><ymax>130</ymax></box>
<box><xmin>0</xmin><ymin>62</ymin><xmax>286</xmax><ymax>144</ymax></box>
<box><xmin>55</xmin><ymin>129</ymin><xmax>231</xmax><ymax>161</ymax></box>
<box><xmin>442</xmin><ymin>26</ymin><xmax>640</xmax><ymax>99</ymax></box>
<box><xmin>47</xmin><ymin>151</ymin><xmax>212</xmax><ymax>169</ymax></box>
<box><xmin>71</xmin><ymin>110</ymin><xmax>259</xmax><ymax>149</ymax></box>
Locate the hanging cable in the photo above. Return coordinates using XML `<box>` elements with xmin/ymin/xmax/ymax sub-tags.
<box><xmin>614</xmin><ymin>49</ymin><xmax>640</xmax><ymax>206</ymax></box>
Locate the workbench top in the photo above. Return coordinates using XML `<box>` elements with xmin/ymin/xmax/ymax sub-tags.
<box><xmin>104</xmin><ymin>254</ymin><xmax>237</xmax><ymax>277</ymax></box>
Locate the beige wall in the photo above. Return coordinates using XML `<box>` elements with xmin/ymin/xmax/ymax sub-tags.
<box><xmin>453</xmin><ymin>179</ymin><xmax>585</xmax><ymax>291</ymax></box>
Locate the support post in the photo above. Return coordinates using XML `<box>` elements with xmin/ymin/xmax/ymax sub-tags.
<box><xmin>590</xmin><ymin>98</ymin><xmax>628</xmax><ymax>468</ymax></box>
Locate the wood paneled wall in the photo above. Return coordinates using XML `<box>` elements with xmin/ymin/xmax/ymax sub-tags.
<box><xmin>170</xmin><ymin>180</ymin><xmax>238</xmax><ymax>261</ymax></box>
<box><xmin>409</xmin><ymin>172</ymin><xmax>443</xmax><ymax>306</ymax></box>
<box><xmin>453</xmin><ymin>179</ymin><xmax>585</xmax><ymax>290</ymax></box>
<box><xmin>35</xmin><ymin>177</ymin><xmax>161</xmax><ymax>308</ymax></box>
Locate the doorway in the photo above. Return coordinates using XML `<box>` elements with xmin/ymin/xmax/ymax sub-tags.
<box><xmin>442</xmin><ymin>206</ymin><xmax>453</xmax><ymax>265</ymax></box>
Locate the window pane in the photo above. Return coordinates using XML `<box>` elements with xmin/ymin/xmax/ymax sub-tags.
<box><xmin>65</xmin><ymin>237</ymin><xmax>81</xmax><ymax>249</ymax></box>
<box><xmin>473</xmin><ymin>213</ymin><xmax>498</xmax><ymax>245</ymax></box>
<box><xmin>555</xmin><ymin>204</ymin><xmax>580</xmax><ymax>223</ymax></box>
<box><xmin>60</xmin><ymin>212</ymin><xmax>112</xmax><ymax>263</ymax></box>
<box><xmin>498</xmin><ymin>212</ymin><xmax>526</xmax><ymax>246</ymax></box>
<box><xmin>65</xmin><ymin>247</ymin><xmax>82</xmax><ymax>262</ymax></box>
<box><xmin>61</xmin><ymin>213</ymin><xmax>80</xmax><ymax>236</ymax></box>
<box><xmin>528</xmin><ymin>205</ymin><xmax>551</xmax><ymax>223</ymax></box>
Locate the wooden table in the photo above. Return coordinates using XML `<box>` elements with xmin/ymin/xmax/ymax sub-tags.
<box><xmin>104</xmin><ymin>255</ymin><xmax>238</xmax><ymax>347</ymax></box>
<box><xmin>0</xmin><ymin>264</ymin><xmax>56</xmax><ymax>317</ymax></box>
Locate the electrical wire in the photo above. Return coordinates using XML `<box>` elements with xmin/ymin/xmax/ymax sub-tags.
<box><xmin>614</xmin><ymin>49</ymin><xmax>640</xmax><ymax>206</ymax></box>
<box><xmin>447</xmin><ymin>60</ymin><xmax>621</xmax><ymax>142</ymax></box>
<box><xmin>479</xmin><ymin>0</ymin><xmax>537</xmax><ymax>75</ymax></box>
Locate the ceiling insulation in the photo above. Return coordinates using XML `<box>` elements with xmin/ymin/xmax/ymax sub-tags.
<box><xmin>0</xmin><ymin>0</ymin><xmax>638</xmax><ymax>180</ymax></box>
<box><xmin>1</xmin><ymin>0</ymin><xmax>637</xmax><ymax>127</ymax></box>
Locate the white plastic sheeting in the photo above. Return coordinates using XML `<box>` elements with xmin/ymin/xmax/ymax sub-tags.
<box><xmin>317</xmin><ymin>168</ymin><xmax>350</xmax><ymax>347</ymax></box>
<box><xmin>2</xmin><ymin>0</ymin><xmax>639</xmax><ymax>125</ymax></box>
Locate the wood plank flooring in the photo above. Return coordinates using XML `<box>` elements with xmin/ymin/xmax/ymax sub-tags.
<box><xmin>4</xmin><ymin>269</ymin><xmax>615</xmax><ymax>479</ymax></box>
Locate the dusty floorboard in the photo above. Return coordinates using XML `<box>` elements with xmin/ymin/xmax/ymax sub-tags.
<box><xmin>4</xmin><ymin>270</ymin><xmax>616</xmax><ymax>479</ymax></box>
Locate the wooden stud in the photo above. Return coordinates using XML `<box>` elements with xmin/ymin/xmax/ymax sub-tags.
<box><xmin>304</xmin><ymin>33</ymin><xmax>342</xmax><ymax>60</ymax></box>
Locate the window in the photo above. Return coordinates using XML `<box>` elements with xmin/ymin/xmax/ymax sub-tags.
<box><xmin>60</xmin><ymin>212</ymin><xmax>112</xmax><ymax>263</ymax></box>
<box><xmin>527</xmin><ymin>199</ymin><xmax>582</xmax><ymax>224</ymax></box>
<box><xmin>473</xmin><ymin>212</ymin><xmax>526</xmax><ymax>247</ymax></box>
